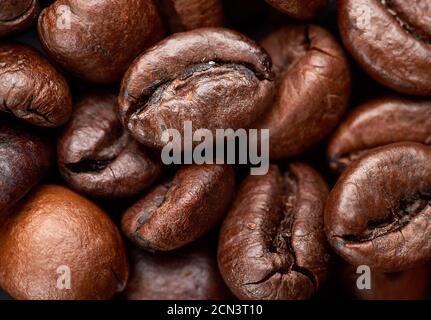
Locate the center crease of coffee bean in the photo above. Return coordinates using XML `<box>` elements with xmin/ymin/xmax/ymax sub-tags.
<box><xmin>341</xmin><ymin>192</ymin><xmax>431</xmax><ymax>243</ymax></box>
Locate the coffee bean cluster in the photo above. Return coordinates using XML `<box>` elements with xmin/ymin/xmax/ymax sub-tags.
<box><xmin>0</xmin><ymin>0</ymin><xmax>430</xmax><ymax>300</ymax></box>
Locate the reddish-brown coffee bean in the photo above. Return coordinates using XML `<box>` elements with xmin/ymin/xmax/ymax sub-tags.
<box><xmin>118</xmin><ymin>28</ymin><xmax>275</xmax><ymax>149</ymax></box>
<box><xmin>342</xmin><ymin>263</ymin><xmax>431</xmax><ymax>300</ymax></box>
<box><xmin>124</xmin><ymin>241</ymin><xmax>232</xmax><ymax>300</ymax></box>
<box><xmin>257</xmin><ymin>25</ymin><xmax>350</xmax><ymax>160</ymax></box>
<box><xmin>0</xmin><ymin>0</ymin><xmax>39</xmax><ymax>37</ymax></box>
<box><xmin>338</xmin><ymin>0</ymin><xmax>431</xmax><ymax>96</ymax></box>
<box><xmin>265</xmin><ymin>0</ymin><xmax>329</xmax><ymax>19</ymax></box>
<box><xmin>0</xmin><ymin>185</ymin><xmax>128</xmax><ymax>300</ymax></box>
<box><xmin>218</xmin><ymin>163</ymin><xmax>330</xmax><ymax>300</ymax></box>
<box><xmin>386</xmin><ymin>0</ymin><xmax>431</xmax><ymax>41</ymax></box>
<box><xmin>122</xmin><ymin>164</ymin><xmax>235</xmax><ymax>251</ymax></box>
<box><xmin>0</xmin><ymin>119</ymin><xmax>52</xmax><ymax>215</ymax></box>
<box><xmin>38</xmin><ymin>0</ymin><xmax>164</xmax><ymax>83</ymax></box>
<box><xmin>57</xmin><ymin>92</ymin><xmax>162</xmax><ymax>199</ymax></box>
<box><xmin>156</xmin><ymin>0</ymin><xmax>224</xmax><ymax>32</ymax></box>
<box><xmin>325</xmin><ymin>142</ymin><xmax>431</xmax><ymax>272</ymax></box>
<box><xmin>0</xmin><ymin>44</ymin><xmax>72</xmax><ymax>127</ymax></box>
<box><xmin>328</xmin><ymin>96</ymin><xmax>431</xmax><ymax>174</ymax></box>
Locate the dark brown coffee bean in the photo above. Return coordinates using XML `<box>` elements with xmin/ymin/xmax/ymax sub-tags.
<box><xmin>265</xmin><ymin>0</ymin><xmax>329</xmax><ymax>19</ymax></box>
<box><xmin>257</xmin><ymin>25</ymin><xmax>351</xmax><ymax>160</ymax></box>
<box><xmin>218</xmin><ymin>163</ymin><xmax>330</xmax><ymax>300</ymax></box>
<box><xmin>38</xmin><ymin>0</ymin><xmax>164</xmax><ymax>83</ymax></box>
<box><xmin>57</xmin><ymin>92</ymin><xmax>162</xmax><ymax>199</ymax></box>
<box><xmin>325</xmin><ymin>142</ymin><xmax>431</xmax><ymax>272</ymax></box>
<box><xmin>156</xmin><ymin>0</ymin><xmax>224</xmax><ymax>32</ymax></box>
<box><xmin>0</xmin><ymin>44</ymin><xmax>72</xmax><ymax>127</ymax></box>
<box><xmin>342</xmin><ymin>263</ymin><xmax>431</xmax><ymax>300</ymax></box>
<box><xmin>338</xmin><ymin>0</ymin><xmax>431</xmax><ymax>96</ymax></box>
<box><xmin>0</xmin><ymin>0</ymin><xmax>39</xmax><ymax>37</ymax></box>
<box><xmin>118</xmin><ymin>28</ymin><xmax>275</xmax><ymax>149</ymax></box>
<box><xmin>328</xmin><ymin>96</ymin><xmax>431</xmax><ymax>174</ymax></box>
<box><xmin>0</xmin><ymin>118</ymin><xmax>52</xmax><ymax>215</ymax></box>
<box><xmin>122</xmin><ymin>164</ymin><xmax>235</xmax><ymax>251</ymax></box>
<box><xmin>123</xmin><ymin>241</ymin><xmax>232</xmax><ymax>300</ymax></box>
<box><xmin>0</xmin><ymin>185</ymin><xmax>128</xmax><ymax>300</ymax></box>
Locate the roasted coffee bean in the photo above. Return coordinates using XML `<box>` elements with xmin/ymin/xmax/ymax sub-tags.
<box><xmin>123</xmin><ymin>241</ymin><xmax>232</xmax><ymax>300</ymax></box>
<box><xmin>2</xmin><ymin>0</ymin><xmax>431</xmax><ymax>302</ymax></box>
<box><xmin>338</xmin><ymin>0</ymin><xmax>431</xmax><ymax>96</ymax></box>
<box><xmin>325</xmin><ymin>142</ymin><xmax>431</xmax><ymax>272</ymax></box>
<box><xmin>0</xmin><ymin>119</ymin><xmax>52</xmax><ymax>214</ymax></box>
<box><xmin>265</xmin><ymin>0</ymin><xmax>329</xmax><ymax>19</ymax></box>
<box><xmin>257</xmin><ymin>25</ymin><xmax>350</xmax><ymax>160</ymax></box>
<box><xmin>0</xmin><ymin>0</ymin><xmax>39</xmax><ymax>37</ymax></box>
<box><xmin>0</xmin><ymin>185</ymin><xmax>128</xmax><ymax>300</ymax></box>
<box><xmin>156</xmin><ymin>0</ymin><xmax>224</xmax><ymax>32</ymax></box>
<box><xmin>38</xmin><ymin>0</ymin><xmax>164</xmax><ymax>83</ymax></box>
<box><xmin>122</xmin><ymin>164</ymin><xmax>235</xmax><ymax>251</ymax></box>
<box><xmin>218</xmin><ymin>163</ymin><xmax>330</xmax><ymax>300</ymax></box>
<box><xmin>0</xmin><ymin>44</ymin><xmax>72</xmax><ymax>127</ymax></box>
<box><xmin>118</xmin><ymin>28</ymin><xmax>275</xmax><ymax>150</ymax></box>
<box><xmin>57</xmin><ymin>92</ymin><xmax>162</xmax><ymax>199</ymax></box>
<box><xmin>328</xmin><ymin>96</ymin><xmax>431</xmax><ymax>174</ymax></box>
<box><xmin>342</xmin><ymin>263</ymin><xmax>431</xmax><ymax>300</ymax></box>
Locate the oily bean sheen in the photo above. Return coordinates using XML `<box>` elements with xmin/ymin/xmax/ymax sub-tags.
<box><xmin>57</xmin><ymin>92</ymin><xmax>162</xmax><ymax>199</ymax></box>
<box><xmin>156</xmin><ymin>0</ymin><xmax>224</xmax><ymax>32</ymax></box>
<box><xmin>122</xmin><ymin>164</ymin><xmax>235</xmax><ymax>251</ymax></box>
<box><xmin>257</xmin><ymin>25</ymin><xmax>351</xmax><ymax>160</ymax></box>
<box><xmin>342</xmin><ymin>263</ymin><xmax>431</xmax><ymax>300</ymax></box>
<box><xmin>218</xmin><ymin>163</ymin><xmax>330</xmax><ymax>300</ymax></box>
<box><xmin>0</xmin><ymin>185</ymin><xmax>128</xmax><ymax>300</ymax></box>
<box><xmin>118</xmin><ymin>28</ymin><xmax>275</xmax><ymax>150</ymax></box>
<box><xmin>338</xmin><ymin>0</ymin><xmax>431</xmax><ymax>96</ymax></box>
<box><xmin>123</xmin><ymin>242</ymin><xmax>232</xmax><ymax>300</ymax></box>
<box><xmin>265</xmin><ymin>0</ymin><xmax>329</xmax><ymax>19</ymax></box>
<box><xmin>328</xmin><ymin>96</ymin><xmax>431</xmax><ymax>174</ymax></box>
<box><xmin>0</xmin><ymin>44</ymin><xmax>72</xmax><ymax>127</ymax></box>
<box><xmin>0</xmin><ymin>119</ymin><xmax>52</xmax><ymax>215</ymax></box>
<box><xmin>0</xmin><ymin>0</ymin><xmax>39</xmax><ymax>37</ymax></box>
<box><xmin>325</xmin><ymin>142</ymin><xmax>431</xmax><ymax>272</ymax></box>
<box><xmin>38</xmin><ymin>0</ymin><xmax>164</xmax><ymax>83</ymax></box>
